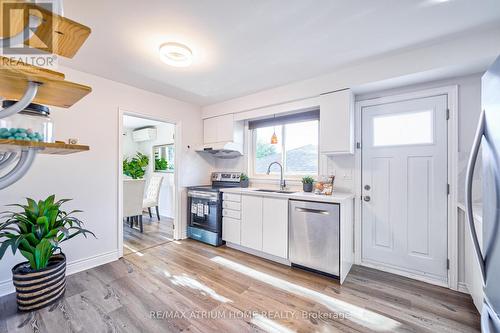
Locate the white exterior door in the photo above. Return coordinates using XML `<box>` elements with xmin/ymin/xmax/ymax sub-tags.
<box><xmin>361</xmin><ymin>95</ymin><xmax>448</xmax><ymax>283</ymax></box>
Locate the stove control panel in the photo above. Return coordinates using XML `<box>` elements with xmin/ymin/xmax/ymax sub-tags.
<box><xmin>211</xmin><ymin>172</ymin><xmax>241</xmax><ymax>182</ymax></box>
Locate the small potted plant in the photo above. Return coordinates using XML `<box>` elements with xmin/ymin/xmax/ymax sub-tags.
<box><xmin>302</xmin><ymin>176</ymin><xmax>315</xmax><ymax>192</ymax></box>
<box><xmin>240</xmin><ymin>173</ymin><xmax>249</xmax><ymax>188</ymax></box>
<box><xmin>0</xmin><ymin>195</ymin><xmax>95</xmax><ymax>312</ymax></box>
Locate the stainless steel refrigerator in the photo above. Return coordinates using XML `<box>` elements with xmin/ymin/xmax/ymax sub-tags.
<box><xmin>466</xmin><ymin>55</ymin><xmax>500</xmax><ymax>333</ymax></box>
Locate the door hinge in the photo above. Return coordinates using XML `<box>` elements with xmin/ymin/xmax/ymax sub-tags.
<box><xmin>356</xmin><ymin>142</ymin><xmax>361</xmax><ymax>149</ymax></box>
<box><xmin>447</xmin><ymin>184</ymin><xmax>450</xmax><ymax>195</ymax></box>
<box><xmin>446</xmin><ymin>109</ymin><xmax>450</xmax><ymax>120</ymax></box>
<box><xmin>447</xmin><ymin>259</ymin><xmax>450</xmax><ymax>270</ymax></box>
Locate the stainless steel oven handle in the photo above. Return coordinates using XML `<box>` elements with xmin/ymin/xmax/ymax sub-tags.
<box><xmin>188</xmin><ymin>191</ymin><xmax>218</xmax><ymax>200</ymax></box>
<box><xmin>465</xmin><ymin>109</ymin><xmax>486</xmax><ymax>285</ymax></box>
<box><xmin>295</xmin><ymin>207</ymin><xmax>330</xmax><ymax>215</ymax></box>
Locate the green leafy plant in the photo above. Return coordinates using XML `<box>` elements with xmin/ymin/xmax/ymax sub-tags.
<box><xmin>155</xmin><ymin>157</ymin><xmax>168</xmax><ymax>171</ymax></box>
<box><xmin>0</xmin><ymin>195</ymin><xmax>95</xmax><ymax>271</ymax></box>
<box><xmin>302</xmin><ymin>176</ymin><xmax>315</xmax><ymax>184</ymax></box>
<box><xmin>240</xmin><ymin>173</ymin><xmax>249</xmax><ymax>181</ymax></box>
<box><xmin>123</xmin><ymin>152</ymin><xmax>149</xmax><ymax>179</ymax></box>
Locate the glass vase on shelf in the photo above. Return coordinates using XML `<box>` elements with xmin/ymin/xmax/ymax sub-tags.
<box><xmin>0</xmin><ymin>101</ymin><xmax>54</xmax><ymax>143</ymax></box>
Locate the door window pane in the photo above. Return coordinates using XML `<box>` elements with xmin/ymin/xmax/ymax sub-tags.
<box><xmin>373</xmin><ymin>110</ymin><xmax>433</xmax><ymax>147</ymax></box>
<box><xmin>254</xmin><ymin>126</ymin><xmax>282</xmax><ymax>174</ymax></box>
<box><xmin>285</xmin><ymin>120</ymin><xmax>318</xmax><ymax>174</ymax></box>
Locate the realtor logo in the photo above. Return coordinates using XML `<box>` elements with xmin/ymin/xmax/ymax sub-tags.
<box><xmin>1</xmin><ymin>1</ymin><xmax>54</xmax><ymax>55</ymax></box>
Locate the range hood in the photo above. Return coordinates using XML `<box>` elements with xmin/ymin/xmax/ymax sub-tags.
<box><xmin>196</xmin><ymin>141</ymin><xmax>243</xmax><ymax>159</ymax></box>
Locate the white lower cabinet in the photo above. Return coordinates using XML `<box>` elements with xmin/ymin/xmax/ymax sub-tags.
<box><xmin>222</xmin><ymin>217</ymin><xmax>240</xmax><ymax>244</ymax></box>
<box><xmin>239</xmin><ymin>194</ymin><xmax>288</xmax><ymax>259</ymax></box>
<box><xmin>240</xmin><ymin>195</ymin><xmax>263</xmax><ymax>251</ymax></box>
<box><xmin>262</xmin><ymin>197</ymin><xmax>288</xmax><ymax>258</ymax></box>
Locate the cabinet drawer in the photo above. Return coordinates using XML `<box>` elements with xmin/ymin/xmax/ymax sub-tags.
<box><xmin>223</xmin><ymin>200</ymin><xmax>241</xmax><ymax>211</ymax></box>
<box><xmin>222</xmin><ymin>217</ymin><xmax>241</xmax><ymax>244</ymax></box>
<box><xmin>223</xmin><ymin>193</ymin><xmax>241</xmax><ymax>202</ymax></box>
<box><xmin>222</xmin><ymin>209</ymin><xmax>240</xmax><ymax>219</ymax></box>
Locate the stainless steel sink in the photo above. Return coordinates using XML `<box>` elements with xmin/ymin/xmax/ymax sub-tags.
<box><xmin>254</xmin><ymin>189</ymin><xmax>296</xmax><ymax>194</ymax></box>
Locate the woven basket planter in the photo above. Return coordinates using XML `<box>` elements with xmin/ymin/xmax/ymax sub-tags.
<box><xmin>12</xmin><ymin>253</ymin><xmax>66</xmax><ymax>312</ymax></box>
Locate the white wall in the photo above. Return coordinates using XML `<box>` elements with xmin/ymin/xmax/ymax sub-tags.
<box><xmin>123</xmin><ymin>128</ymin><xmax>138</xmax><ymax>159</ymax></box>
<box><xmin>213</xmin><ymin>74</ymin><xmax>483</xmax><ymax>193</ymax></box>
<box><xmin>0</xmin><ymin>66</ymin><xmax>213</xmax><ymax>296</ymax></box>
<box><xmin>202</xmin><ymin>26</ymin><xmax>499</xmax><ymax>118</ymax></box>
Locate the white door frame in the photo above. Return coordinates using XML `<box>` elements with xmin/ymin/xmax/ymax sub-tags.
<box><xmin>354</xmin><ymin>86</ymin><xmax>459</xmax><ymax>290</ymax></box>
<box><xmin>117</xmin><ymin>108</ymin><xmax>183</xmax><ymax>258</ymax></box>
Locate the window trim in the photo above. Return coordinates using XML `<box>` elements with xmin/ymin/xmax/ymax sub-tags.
<box><xmin>248</xmin><ymin>120</ymin><xmax>320</xmax><ymax>180</ymax></box>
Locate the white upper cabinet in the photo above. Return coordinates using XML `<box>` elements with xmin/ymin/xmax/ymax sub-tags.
<box><xmin>216</xmin><ymin>114</ymin><xmax>235</xmax><ymax>142</ymax></box>
<box><xmin>319</xmin><ymin>89</ymin><xmax>354</xmax><ymax>155</ymax></box>
<box><xmin>203</xmin><ymin>117</ymin><xmax>218</xmax><ymax>144</ymax></box>
<box><xmin>203</xmin><ymin>114</ymin><xmax>239</xmax><ymax>144</ymax></box>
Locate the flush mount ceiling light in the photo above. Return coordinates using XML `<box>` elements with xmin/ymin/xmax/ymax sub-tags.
<box><xmin>159</xmin><ymin>42</ymin><xmax>193</xmax><ymax>67</ymax></box>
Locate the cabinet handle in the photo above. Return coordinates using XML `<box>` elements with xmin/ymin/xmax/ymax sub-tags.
<box><xmin>295</xmin><ymin>207</ymin><xmax>330</xmax><ymax>215</ymax></box>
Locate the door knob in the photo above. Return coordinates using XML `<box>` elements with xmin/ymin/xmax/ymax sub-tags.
<box><xmin>363</xmin><ymin>196</ymin><xmax>371</xmax><ymax>202</ymax></box>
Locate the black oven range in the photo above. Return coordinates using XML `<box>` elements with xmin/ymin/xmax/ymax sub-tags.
<box><xmin>187</xmin><ymin>172</ymin><xmax>241</xmax><ymax>246</ymax></box>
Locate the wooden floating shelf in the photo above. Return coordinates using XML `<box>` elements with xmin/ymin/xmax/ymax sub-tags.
<box><xmin>0</xmin><ymin>0</ymin><xmax>92</xmax><ymax>58</ymax></box>
<box><xmin>0</xmin><ymin>139</ymin><xmax>89</xmax><ymax>155</ymax></box>
<box><xmin>0</xmin><ymin>56</ymin><xmax>92</xmax><ymax>108</ymax></box>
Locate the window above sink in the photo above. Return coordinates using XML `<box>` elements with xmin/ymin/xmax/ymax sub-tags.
<box><xmin>248</xmin><ymin>110</ymin><xmax>319</xmax><ymax>180</ymax></box>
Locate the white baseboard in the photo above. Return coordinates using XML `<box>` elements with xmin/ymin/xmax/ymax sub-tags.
<box><xmin>457</xmin><ymin>282</ymin><xmax>469</xmax><ymax>294</ymax></box>
<box><xmin>0</xmin><ymin>250</ymin><xmax>119</xmax><ymax>297</ymax></box>
<box><xmin>360</xmin><ymin>260</ymin><xmax>448</xmax><ymax>288</ymax></box>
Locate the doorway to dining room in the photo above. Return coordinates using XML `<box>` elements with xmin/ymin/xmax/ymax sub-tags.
<box><xmin>120</xmin><ymin>114</ymin><xmax>176</xmax><ymax>255</ymax></box>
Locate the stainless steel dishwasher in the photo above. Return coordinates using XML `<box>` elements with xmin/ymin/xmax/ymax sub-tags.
<box><xmin>289</xmin><ymin>200</ymin><xmax>340</xmax><ymax>277</ymax></box>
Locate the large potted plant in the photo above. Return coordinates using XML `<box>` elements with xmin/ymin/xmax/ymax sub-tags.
<box><xmin>123</xmin><ymin>152</ymin><xmax>149</xmax><ymax>179</ymax></box>
<box><xmin>0</xmin><ymin>195</ymin><xmax>95</xmax><ymax>312</ymax></box>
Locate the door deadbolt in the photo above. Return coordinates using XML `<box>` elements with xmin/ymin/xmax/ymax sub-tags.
<box><xmin>364</xmin><ymin>185</ymin><xmax>371</xmax><ymax>191</ymax></box>
<box><xmin>363</xmin><ymin>196</ymin><xmax>371</xmax><ymax>202</ymax></box>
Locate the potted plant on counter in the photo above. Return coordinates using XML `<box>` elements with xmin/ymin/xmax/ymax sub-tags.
<box><xmin>302</xmin><ymin>176</ymin><xmax>314</xmax><ymax>192</ymax></box>
<box><xmin>240</xmin><ymin>173</ymin><xmax>249</xmax><ymax>188</ymax></box>
<box><xmin>0</xmin><ymin>195</ymin><xmax>95</xmax><ymax>312</ymax></box>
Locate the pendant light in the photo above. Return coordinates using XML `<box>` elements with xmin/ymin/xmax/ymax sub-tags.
<box><xmin>270</xmin><ymin>114</ymin><xmax>278</xmax><ymax>144</ymax></box>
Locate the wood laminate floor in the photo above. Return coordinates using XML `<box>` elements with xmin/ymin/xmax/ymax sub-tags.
<box><xmin>123</xmin><ymin>214</ymin><xmax>174</xmax><ymax>255</ymax></box>
<box><xmin>0</xmin><ymin>239</ymin><xmax>480</xmax><ymax>333</ymax></box>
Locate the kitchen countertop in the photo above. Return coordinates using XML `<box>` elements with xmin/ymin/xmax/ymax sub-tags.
<box><xmin>220</xmin><ymin>187</ymin><xmax>355</xmax><ymax>204</ymax></box>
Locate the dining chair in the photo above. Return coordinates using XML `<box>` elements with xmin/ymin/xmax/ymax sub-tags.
<box><xmin>123</xmin><ymin>179</ymin><xmax>146</xmax><ymax>232</ymax></box>
<box><xmin>143</xmin><ymin>175</ymin><xmax>163</xmax><ymax>221</ymax></box>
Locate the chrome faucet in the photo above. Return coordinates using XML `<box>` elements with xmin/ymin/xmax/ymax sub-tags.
<box><xmin>267</xmin><ymin>162</ymin><xmax>286</xmax><ymax>190</ymax></box>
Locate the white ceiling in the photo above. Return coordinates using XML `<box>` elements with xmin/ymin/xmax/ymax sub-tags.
<box><xmin>123</xmin><ymin>115</ymin><xmax>173</xmax><ymax>129</ymax></box>
<box><xmin>61</xmin><ymin>0</ymin><xmax>500</xmax><ymax>106</ymax></box>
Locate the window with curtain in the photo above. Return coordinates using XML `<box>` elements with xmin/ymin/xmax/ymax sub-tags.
<box><xmin>249</xmin><ymin>110</ymin><xmax>319</xmax><ymax>178</ymax></box>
